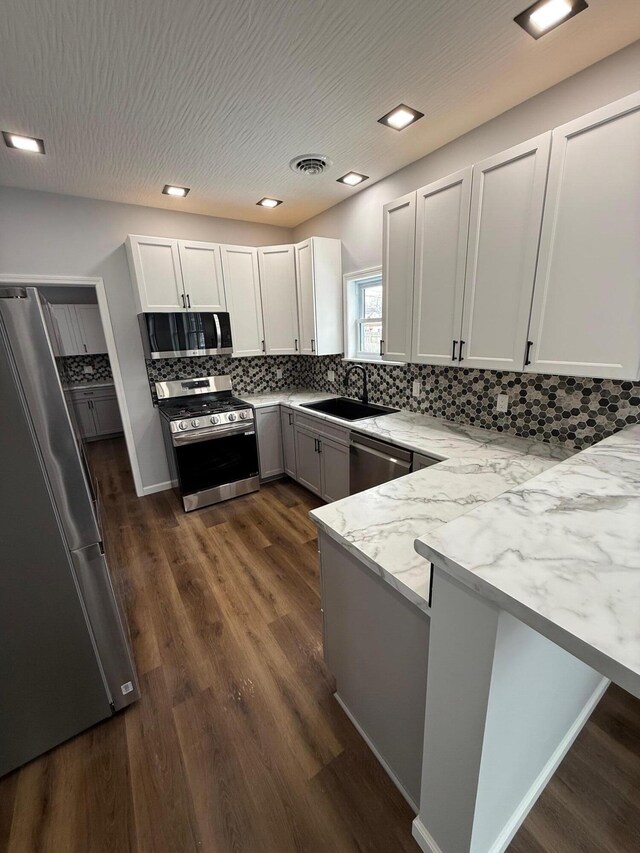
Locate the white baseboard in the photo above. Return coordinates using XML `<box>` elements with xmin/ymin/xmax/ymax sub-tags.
<box><xmin>334</xmin><ymin>692</ymin><xmax>418</xmax><ymax>814</ymax></box>
<box><xmin>412</xmin><ymin>817</ymin><xmax>444</xmax><ymax>853</ymax></box>
<box><xmin>141</xmin><ymin>479</ymin><xmax>176</xmax><ymax>496</ymax></box>
<box><xmin>487</xmin><ymin>676</ymin><xmax>609</xmax><ymax>853</ymax></box>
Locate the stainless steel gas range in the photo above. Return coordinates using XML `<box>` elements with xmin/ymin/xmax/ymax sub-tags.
<box><xmin>156</xmin><ymin>375</ymin><xmax>259</xmax><ymax>511</ymax></box>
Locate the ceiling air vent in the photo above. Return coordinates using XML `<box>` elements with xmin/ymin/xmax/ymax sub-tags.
<box><xmin>289</xmin><ymin>155</ymin><xmax>332</xmax><ymax>176</ymax></box>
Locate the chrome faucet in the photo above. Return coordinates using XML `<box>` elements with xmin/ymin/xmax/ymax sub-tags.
<box><xmin>344</xmin><ymin>364</ymin><xmax>368</xmax><ymax>405</ymax></box>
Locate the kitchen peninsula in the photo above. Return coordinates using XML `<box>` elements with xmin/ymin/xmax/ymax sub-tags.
<box><xmin>310</xmin><ymin>423</ymin><xmax>640</xmax><ymax>852</ymax></box>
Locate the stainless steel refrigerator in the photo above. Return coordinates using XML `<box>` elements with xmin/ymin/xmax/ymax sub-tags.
<box><xmin>0</xmin><ymin>287</ymin><xmax>139</xmax><ymax>778</ymax></box>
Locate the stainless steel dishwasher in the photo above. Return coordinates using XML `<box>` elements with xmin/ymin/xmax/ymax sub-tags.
<box><xmin>349</xmin><ymin>433</ymin><xmax>413</xmax><ymax>494</ymax></box>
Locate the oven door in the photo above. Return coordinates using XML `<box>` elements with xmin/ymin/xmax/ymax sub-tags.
<box><xmin>172</xmin><ymin>424</ymin><xmax>259</xmax><ymax>511</ymax></box>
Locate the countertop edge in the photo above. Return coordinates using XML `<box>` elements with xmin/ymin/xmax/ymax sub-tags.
<box><xmin>312</xmin><ymin>512</ymin><xmax>431</xmax><ymax>614</ymax></box>
<box><xmin>414</xmin><ymin>537</ymin><xmax>638</xmax><ymax>699</ymax></box>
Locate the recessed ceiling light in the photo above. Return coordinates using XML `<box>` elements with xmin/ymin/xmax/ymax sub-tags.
<box><xmin>2</xmin><ymin>131</ymin><xmax>45</xmax><ymax>154</ymax></box>
<box><xmin>514</xmin><ymin>0</ymin><xmax>588</xmax><ymax>38</ymax></box>
<box><xmin>337</xmin><ymin>171</ymin><xmax>369</xmax><ymax>186</ymax></box>
<box><xmin>162</xmin><ymin>184</ymin><xmax>190</xmax><ymax>197</ymax></box>
<box><xmin>256</xmin><ymin>197</ymin><xmax>282</xmax><ymax>208</ymax></box>
<box><xmin>378</xmin><ymin>104</ymin><xmax>424</xmax><ymax>131</ymax></box>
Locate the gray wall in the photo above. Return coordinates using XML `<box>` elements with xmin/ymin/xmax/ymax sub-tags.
<box><xmin>293</xmin><ymin>42</ymin><xmax>640</xmax><ymax>272</ymax></box>
<box><xmin>0</xmin><ymin>187</ymin><xmax>292</xmax><ymax>491</ymax></box>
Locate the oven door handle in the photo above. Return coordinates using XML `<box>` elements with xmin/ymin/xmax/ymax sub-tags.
<box><xmin>172</xmin><ymin>424</ymin><xmax>255</xmax><ymax>446</ymax></box>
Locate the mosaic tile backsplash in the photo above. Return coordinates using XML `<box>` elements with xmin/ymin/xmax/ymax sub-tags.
<box><xmin>59</xmin><ymin>354</ymin><xmax>113</xmax><ymax>384</ymax></box>
<box><xmin>145</xmin><ymin>354</ymin><xmax>640</xmax><ymax>450</ymax></box>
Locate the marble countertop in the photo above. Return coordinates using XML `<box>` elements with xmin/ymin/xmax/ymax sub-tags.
<box><xmin>63</xmin><ymin>380</ymin><xmax>115</xmax><ymax>391</ymax></box>
<box><xmin>311</xmin><ymin>454</ymin><xmax>560</xmax><ymax>613</ymax></box>
<box><xmin>415</xmin><ymin>425</ymin><xmax>640</xmax><ymax>697</ymax></box>
<box><xmin>241</xmin><ymin>389</ymin><xmax>573</xmax><ymax>463</ymax></box>
<box><xmin>244</xmin><ymin>389</ymin><xmax>575</xmax><ymax>615</ymax></box>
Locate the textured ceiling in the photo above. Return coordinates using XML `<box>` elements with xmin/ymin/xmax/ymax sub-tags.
<box><xmin>0</xmin><ymin>0</ymin><xmax>638</xmax><ymax>227</ymax></box>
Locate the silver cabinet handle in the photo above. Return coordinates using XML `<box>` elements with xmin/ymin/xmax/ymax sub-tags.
<box><xmin>83</xmin><ymin>344</ymin><xmax>87</xmax><ymax>352</ymax></box>
<box><xmin>294</xmin><ymin>338</ymin><xmax>298</xmax><ymax>352</ymax></box>
<box><xmin>379</xmin><ymin>339</ymin><xmax>384</xmax><ymax>357</ymax></box>
<box><xmin>288</xmin><ymin>412</ymin><xmax>294</xmax><ymax>425</ymax></box>
<box><xmin>261</xmin><ymin>339</ymin><xmax>266</xmax><ymax>353</ymax></box>
<box><xmin>181</xmin><ymin>293</ymin><xmax>185</xmax><ymax>308</ymax></box>
<box><xmin>311</xmin><ymin>338</ymin><xmax>315</xmax><ymax>353</ymax></box>
<box><xmin>186</xmin><ymin>293</ymin><xmax>191</xmax><ymax>309</ymax></box>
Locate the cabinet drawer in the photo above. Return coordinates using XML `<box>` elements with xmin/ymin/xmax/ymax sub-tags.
<box><xmin>293</xmin><ymin>411</ymin><xmax>349</xmax><ymax>446</ymax></box>
<box><xmin>69</xmin><ymin>386</ymin><xmax>116</xmax><ymax>402</ymax></box>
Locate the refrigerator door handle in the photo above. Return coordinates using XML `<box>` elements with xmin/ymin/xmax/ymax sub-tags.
<box><xmin>71</xmin><ymin>543</ymin><xmax>140</xmax><ymax>710</ymax></box>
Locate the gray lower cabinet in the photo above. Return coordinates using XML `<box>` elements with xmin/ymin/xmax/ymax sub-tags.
<box><xmin>319</xmin><ymin>532</ymin><xmax>430</xmax><ymax>810</ymax></box>
<box><xmin>255</xmin><ymin>405</ymin><xmax>284</xmax><ymax>480</ymax></box>
<box><xmin>294</xmin><ymin>424</ymin><xmax>323</xmax><ymax>495</ymax></box>
<box><xmin>68</xmin><ymin>386</ymin><xmax>122</xmax><ymax>440</ymax></box>
<box><xmin>293</xmin><ymin>414</ymin><xmax>350</xmax><ymax>502</ymax></box>
<box><xmin>319</xmin><ymin>437</ymin><xmax>349</xmax><ymax>502</ymax></box>
<box><xmin>280</xmin><ymin>406</ymin><xmax>297</xmax><ymax>478</ymax></box>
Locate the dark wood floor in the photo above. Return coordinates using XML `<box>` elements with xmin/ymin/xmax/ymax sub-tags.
<box><xmin>0</xmin><ymin>438</ymin><xmax>639</xmax><ymax>852</ymax></box>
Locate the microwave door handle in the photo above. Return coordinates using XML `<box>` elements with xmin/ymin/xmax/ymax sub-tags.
<box><xmin>148</xmin><ymin>316</ymin><xmax>159</xmax><ymax>353</ymax></box>
<box><xmin>214</xmin><ymin>313</ymin><xmax>222</xmax><ymax>349</ymax></box>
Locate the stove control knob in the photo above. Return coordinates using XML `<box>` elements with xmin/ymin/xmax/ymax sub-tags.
<box><xmin>239</xmin><ymin>411</ymin><xmax>248</xmax><ymax>420</ymax></box>
<box><xmin>178</xmin><ymin>421</ymin><xmax>188</xmax><ymax>431</ymax></box>
<box><xmin>191</xmin><ymin>419</ymin><xmax>200</xmax><ymax>428</ymax></box>
<box><xmin>210</xmin><ymin>415</ymin><xmax>220</xmax><ymax>425</ymax></box>
<box><xmin>227</xmin><ymin>412</ymin><xmax>237</xmax><ymax>422</ymax></box>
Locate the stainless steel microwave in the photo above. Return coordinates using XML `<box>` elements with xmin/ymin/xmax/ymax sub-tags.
<box><xmin>138</xmin><ymin>312</ymin><xmax>233</xmax><ymax>359</ymax></box>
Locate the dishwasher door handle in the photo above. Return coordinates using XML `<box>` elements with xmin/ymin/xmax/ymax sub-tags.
<box><xmin>350</xmin><ymin>440</ymin><xmax>412</xmax><ymax>469</ymax></box>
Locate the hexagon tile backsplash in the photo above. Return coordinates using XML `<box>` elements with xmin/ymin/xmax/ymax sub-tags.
<box><xmin>145</xmin><ymin>354</ymin><xmax>640</xmax><ymax>450</ymax></box>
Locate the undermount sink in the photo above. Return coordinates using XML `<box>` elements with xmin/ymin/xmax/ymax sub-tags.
<box><xmin>300</xmin><ymin>397</ymin><xmax>398</xmax><ymax>421</ymax></box>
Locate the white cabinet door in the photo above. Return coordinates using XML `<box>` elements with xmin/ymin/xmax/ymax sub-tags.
<box><xmin>50</xmin><ymin>305</ymin><xmax>82</xmax><ymax>355</ymax></box>
<box><xmin>294</xmin><ymin>238</ymin><xmax>343</xmax><ymax>356</ymax></box>
<box><xmin>412</xmin><ymin>169</ymin><xmax>472</xmax><ymax>365</ymax></box>
<box><xmin>221</xmin><ymin>245</ymin><xmax>265</xmax><ymax>357</ymax></box>
<box><xmin>178</xmin><ymin>240</ymin><xmax>226</xmax><ymax>311</ymax></box>
<box><xmin>459</xmin><ymin>133</ymin><xmax>551</xmax><ymax>371</ymax></box>
<box><xmin>382</xmin><ymin>192</ymin><xmax>416</xmax><ymax>362</ymax></box>
<box><xmin>92</xmin><ymin>397</ymin><xmax>123</xmax><ymax>436</ymax></box>
<box><xmin>309</xmin><ymin>237</ymin><xmax>343</xmax><ymax>355</ymax></box>
<box><xmin>527</xmin><ymin>93</ymin><xmax>640</xmax><ymax>380</ymax></box>
<box><xmin>319</xmin><ymin>437</ymin><xmax>349</xmax><ymax>503</ymax></box>
<box><xmin>126</xmin><ymin>235</ymin><xmax>185</xmax><ymax>312</ymax></box>
<box><xmin>259</xmin><ymin>245</ymin><xmax>299</xmax><ymax>355</ymax></box>
<box><xmin>295</xmin><ymin>239</ymin><xmax>316</xmax><ymax>355</ymax></box>
<box><xmin>74</xmin><ymin>305</ymin><xmax>108</xmax><ymax>354</ymax></box>
<box><xmin>255</xmin><ymin>406</ymin><xmax>284</xmax><ymax>479</ymax></box>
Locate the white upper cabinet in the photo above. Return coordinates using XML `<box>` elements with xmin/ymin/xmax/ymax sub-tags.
<box><xmin>50</xmin><ymin>304</ymin><xmax>107</xmax><ymax>355</ymax></box>
<box><xmin>258</xmin><ymin>245</ymin><xmax>299</xmax><ymax>355</ymax></box>
<box><xmin>459</xmin><ymin>133</ymin><xmax>551</xmax><ymax>371</ymax></box>
<box><xmin>50</xmin><ymin>305</ymin><xmax>81</xmax><ymax>356</ymax></box>
<box><xmin>412</xmin><ymin>169</ymin><xmax>472</xmax><ymax>365</ymax></box>
<box><xmin>177</xmin><ymin>240</ymin><xmax>226</xmax><ymax>311</ymax></box>
<box><xmin>294</xmin><ymin>237</ymin><xmax>342</xmax><ymax>356</ymax></box>
<box><xmin>74</xmin><ymin>305</ymin><xmax>108</xmax><ymax>354</ymax></box>
<box><xmin>527</xmin><ymin>92</ymin><xmax>640</xmax><ymax>380</ymax></box>
<box><xmin>221</xmin><ymin>245</ymin><xmax>265</xmax><ymax>357</ymax></box>
<box><xmin>382</xmin><ymin>192</ymin><xmax>416</xmax><ymax>362</ymax></box>
<box><xmin>126</xmin><ymin>235</ymin><xmax>185</xmax><ymax>312</ymax></box>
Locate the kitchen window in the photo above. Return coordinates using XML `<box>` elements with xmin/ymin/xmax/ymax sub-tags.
<box><xmin>344</xmin><ymin>268</ymin><xmax>384</xmax><ymax>362</ymax></box>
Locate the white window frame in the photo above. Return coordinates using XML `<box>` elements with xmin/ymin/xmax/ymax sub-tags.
<box><xmin>343</xmin><ymin>266</ymin><xmax>386</xmax><ymax>363</ymax></box>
